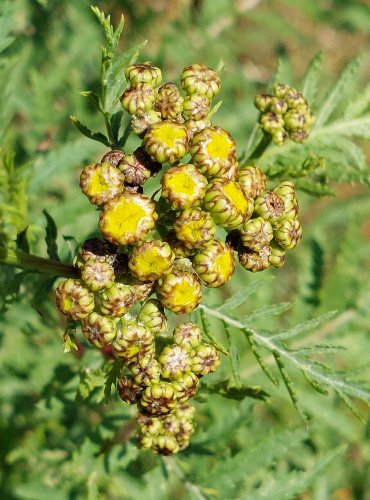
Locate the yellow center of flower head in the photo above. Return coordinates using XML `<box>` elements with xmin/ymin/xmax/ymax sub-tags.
<box><xmin>205</xmin><ymin>128</ymin><xmax>234</xmax><ymax>159</ymax></box>
<box><xmin>133</xmin><ymin>246</ymin><xmax>171</xmax><ymax>279</ymax></box>
<box><xmin>180</xmin><ymin>219</ymin><xmax>205</xmax><ymax>243</ymax></box>
<box><xmin>89</xmin><ymin>167</ymin><xmax>110</xmax><ymax>195</ymax></box>
<box><xmin>223</xmin><ymin>180</ymin><xmax>249</xmax><ymax>214</ymax></box>
<box><xmin>151</xmin><ymin>121</ymin><xmax>187</xmax><ymax>148</ymax></box>
<box><xmin>215</xmin><ymin>250</ymin><xmax>233</xmax><ymax>279</ymax></box>
<box><xmin>62</xmin><ymin>297</ymin><xmax>74</xmax><ymax>312</ymax></box>
<box><xmin>172</xmin><ymin>277</ymin><xmax>199</xmax><ymax>308</ymax></box>
<box><xmin>166</xmin><ymin>167</ymin><xmax>197</xmax><ymax>196</ymax></box>
<box><xmin>100</xmin><ymin>192</ymin><xmax>155</xmax><ymax>245</ymax></box>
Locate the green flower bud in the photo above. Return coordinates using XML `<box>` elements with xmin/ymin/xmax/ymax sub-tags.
<box><xmin>136</xmin><ymin>412</ymin><xmax>164</xmax><ymax>436</ymax></box>
<box><xmin>192</xmin><ymin>239</ymin><xmax>235</xmax><ymax>288</ymax></box>
<box><xmin>128</xmin><ymin>240</ymin><xmax>175</xmax><ymax>282</ymax></box>
<box><xmin>190</xmin><ymin>126</ymin><xmax>237</xmax><ymax>179</ymax></box>
<box><xmin>154</xmin><ymin>82</ymin><xmax>184</xmax><ymax>119</ymax></box>
<box><xmin>274</xmin><ymin>180</ymin><xmax>299</xmax><ymax>219</ymax></box>
<box><xmin>99</xmin><ymin>283</ymin><xmax>137</xmax><ymax>317</ymax></box>
<box><xmin>283</xmin><ymin>109</ymin><xmax>309</xmax><ymax>132</ymax></box>
<box><xmin>161</xmin><ymin>163</ymin><xmax>207</xmax><ymax>210</ymax></box>
<box><xmin>173</xmin><ymin>207</ymin><xmax>216</xmax><ymax>250</ymax></box>
<box><xmin>254</xmin><ymin>94</ymin><xmax>273</xmax><ymax>112</ymax></box>
<box><xmin>181</xmin><ymin>64</ymin><xmax>221</xmax><ymax>99</ymax></box>
<box><xmin>237</xmin><ymin>165</ymin><xmax>267</xmax><ymax>199</ymax></box>
<box><xmin>260</xmin><ymin>112</ymin><xmax>284</xmax><ymax>135</ymax></box>
<box><xmin>289</xmin><ymin>129</ymin><xmax>309</xmax><ymax>143</ymax></box>
<box><xmin>269</xmin><ymin>96</ymin><xmax>288</xmax><ymax>115</ymax></box>
<box><xmin>182</xmin><ymin>93</ymin><xmax>211</xmax><ymax>120</ymax></box>
<box><xmin>138</xmin><ymin>299</ymin><xmax>167</xmax><ymax>334</ymax></box>
<box><xmin>272</xmin><ymin>83</ymin><xmax>290</xmax><ymax>99</ymax></box>
<box><xmin>118</xmin><ymin>375</ymin><xmax>143</xmax><ymax>405</ymax></box>
<box><xmin>131</xmin><ymin>110</ymin><xmax>162</xmax><ymax>136</ymax></box>
<box><xmin>271</xmin><ymin>128</ymin><xmax>288</xmax><ymax>146</ymax></box>
<box><xmin>156</xmin><ymin>270</ymin><xmax>202</xmax><ymax>314</ymax></box>
<box><xmin>159</xmin><ymin>344</ymin><xmax>192</xmax><ymax>379</ymax></box>
<box><xmin>136</xmin><ymin>433</ymin><xmax>153</xmax><ymax>449</ymax></box>
<box><xmin>174</xmin><ymin>402</ymin><xmax>196</xmax><ymax>421</ymax></box>
<box><xmin>173</xmin><ymin>322</ymin><xmax>202</xmax><ymax>350</ymax></box>
<box><xmin>268</xmin><ymin>241</ymin><xmax>286</xmax><ymax>268</ymax></box>
<box><xmin>175</xmin><ymin>419</ymin><xmax>194</xmax><ymax>450</ymax></box>
<box><xmin>100</xmin><ymin>149</ymin><xmax>125</xmax><ymax>166</ymax></box>
<box><xmin>171</xmin><ymin>372</ymin><xmax>200</xmax><ymax>403</ymax></box>
<box><xmin>80</xmin><ymin>312</ymin><xmax>117</xmax><ymax>348</ymax></box>
<box><xmin>126</xmin><ymin>277</ymin><xmax>156</xmax><ymax>303</ymax></box>
<box><xmin>130</xmin><ymin>355</ymin><xmax>161</xmax><ymax>387</ymax></box>
<box><xmin>192</xmin><ymin>343</ymin><xmax>220</xmax><ymax>376</ymax></box>
<box><xmin>238</xmin><ymin>246</ymin><xmax>271</xmax><ymax>272</ymax></box>
<box><xmin>80</xmin><ymin>258</ymin><xmax>115</xmax><ymax>292</ymax></box>
<box><xmin>240</xmin><ymin>216</ymin><xmax>273</xmax><ymax>252</ymax></box>
<box><xmin>273</xmin><ymin>218</ymin><xmax>302</xmax><ymax>250</ymax></box>
<box><xmin>151</xmin><ymin>435</ymin><xmax>180</xmax><ymax>455</ymax></box>
<box><xmin>185</xmin><ymin>117</ymin><xmax>212</xmax><ymax>141</ymax></box>
<box><xmin>120</xmin><ymin>147</ymin><xmax>162</xmax><ymax>186</ymax></box>
<box><xmin>203</xmin><ymin>178</ymin><xmax>250</xmax><ymax>230</ymax></box>
<box><xmin>79</xmin><ymin>162</ymin><xmax>125</xmax><ymax>206</ymax></box>
<box><xmin>140</xmin><ymin>381</ymin><xmax>178</xmax><ymax>416</ymax></box>
<box><xmin>113</xmin><ymin>320</ymin><xmax>154</xmax><ymax>362</ymax></box>
<box><xmin>120</xmin><ymin>83</ymin><xmax>156</xmax><ymax>116</ymax></box>
<box><xmin>55</xmin><ymin>279</ymin><xmax>94</xmax><ymax>320</ymax></box>
<box><xmin>285</xmin><ymin>87</ymin><xmax>306</xmax><ymax>109</ymax></box>
<box><xmin>99</xmin><ymin>191</ymin><xmax>158</xmax><ymax>246</ymax></box>
<box><xmin>165</xmin><ymin>231</ymin><xmax>196</xmax><ymax>258</ymax></box>
<box><xmin>125</xmin><ymin>63</ymin><xmax>162</xmax><ymax>87</ymax></box>
<box><xmin>143</xmin><ymin>120</ymin><xmax>189</xmax><ymax>164</ymax></box>
<box><xmin>254</xmin><ymin>191</ymin><xmax>285</xmax><ymax>224</ymax></box>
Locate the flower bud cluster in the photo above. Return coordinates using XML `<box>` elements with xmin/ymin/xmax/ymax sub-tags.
<box><xmin>255</xmin><ymin>83</ymin><xmax>314</xmax><ymax>145</ymax></box>
<box><xmin>55</xmin><ymin>62</ymin><xmax>306</xmax><ymax>454</ymax></box>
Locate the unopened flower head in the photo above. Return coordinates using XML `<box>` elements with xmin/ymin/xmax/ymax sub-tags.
<box><xmin>237</xmin><ymin>165</ymin><xmax>266</xmax><ymax>199</ymax></box>
<box><xmin>80</xmin><ymin>312</ymin><xmax>117</xmax><ymax>348</ymax></box>
<box><xmin>238</xmin><ymin>245</ymin><xmax>271</xmax><ymax>273</ymax></box>
<box><xmin>80</xmin><ymin>162</ymin><xmax>125</xmax><ymax>206</ymax></box>
<box><xmin>173</xmin><ymin>207</ymin><xmax>216</xmax><ymax>250</ymax></box>
<box><xmin>154</xmin><ymin>82</ymin><xmax>184</xmax><ymax>120</ymax></box>
<box><xmin>181</xmin><ymin>64</ymin><xmax>221</xmax><ymax>99</ymax></box>
<box><xmin>143</xmin><ymin>120</ymin><xmax>189</xmax><ymax>164</ymax></box>
<box><xmin>173</xmin><ymin>322</ymin><xmax>202</xmax><ymax>350</ymax></box>
<box><xmin>125</xmin><ymin>63</ymin><xmax>162</xmax><ymax>87</ymax></box>
<box><xmin>98</xmin><ymin>282</ymin><xmax>137</xmax><ymax>317</ymax></box>
<box><xmin>190</xmin><ymin>126</ymin><xmax>237</xmax><ymax>178</ymax></box>
<box><xmin>182</xmin><ymin>93</ymin><xmax>211</xmax><ymax>121</ymax></box>
<box><xmin>140</xmin><ymin>381</ymin><xmax>178</xmax><ymax>416</ymax></box>
<box><xmin>192</xmin><ymin>239</ymin><xmax>235</xmax><ymax>288</ymax></box>
<box><xmin>273</xmin><ymin>218</ymin><xmax>302</xmax><ymax>250</ymax></box>
<box><xmin>55</xmin><ymin>279</ymin><xmax>94</xmax><ymax>320</ymax></box>
<box><xmin>161</xmin><ymin>163</ymin><xmax>207</xmax><ymax>210</ymax></box>
<box><xmin>128</xmin><ymin>240</ymin><xmax>175</xmax><ymax>282</ymax></box>
<box><xmin>159</xmin><ymin>344</ymin><xmax>192</xmax><ymax>379</ymax></box>
<box><xmin>138</xmin><ymin>299</ymin><xmax>168</xmax><ymax>334</ymax></box>
<box><xmin>120</xmin><ymin>83</ymin><xmax>157</xmax><ymax>116</ymax></box>
<box><xmin>240</xmin><ymin>216</ymin><xmax>274</xmax><ymax>252</ymax></box>
<box><xmin>99</xmin><ymin>191</ymin><xmax>157</xmax><ymax>246</ymax></box>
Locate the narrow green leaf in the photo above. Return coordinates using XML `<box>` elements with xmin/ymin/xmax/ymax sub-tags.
<box><xmin>240</xmin><ymin>301</ymin><xmax>292</xmax><ymax>326</ymax></box>
<box><xmin>224</xmin><ymin>322</ymin><xmax>241</xmax><ymax>386</ymax></box>
<box><xmin>302</xmin><ymin>372</ymin><xmax>329</xmax><ymax>395</ymax></box>
<box><xmin>200</xmin><ymin>308</ymin><xmax>228</xmax><ymax>355</ymax></box>
<box><xmin>344</xmin><ymin>81</ymin><xmax>370</xmax><ymax>119</ymax></box>
<box><xmin>335</xmin><ymin>389</ymin><xmax>367</xmax><ymax>424</ymax></box>
<box><xmin>301</xmin><ymin>51</ymin><xmax>322</xmax><ymax>107</ymax></box>
<box><xmin>63</xmin><ymin>322</ymin><xmax>78</xmax><ymax>353</ymax></box>
<box><xmin>315</xmin><ymin>56</ymin><xmax>362</xmax><ymax>127</ymax></box>
<box><xmin>292</xmin><ymin>344</ymin><xmax>346</xmax><ymax>356</ymax></box>
<box><xmin>273</xmin><ymin>351</ymin><xmax>308</xmax><ymax>423</ymax></box>
<box><xmin>271</xmin><ymin>310</ymin><xmax>337</xmax><ymax>341</ymax></box>
<box><xmin>43</xmin><ymin>209</ymin><xmax>60</xmax><ymax>261</ymax></box>
<box><xmin>244</xmin><ymin>329</ymin><xmax>279</xmax><ymax>386</ymax></box>
<box><xmin>218</xmin><ymin>275</ymin><xmax>274</xmax><ymax>312</ymax></box>
<box><xmin>70</xmin><ymin>116</ymin><xmax>111</xmax><ymax>147</ymax></box>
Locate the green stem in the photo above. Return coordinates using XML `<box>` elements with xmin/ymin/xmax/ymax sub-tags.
<box><xmin>118</xmin><ymin>119</ymin><xmax>132</xmax><ymax>148</ymax></box>
<box><xmin>0</xmin><ymin>247</ymin><xmax>78</xmax><ymax>278</ymax></box>
<box><xmin>244</xmin><ymin>132</ymin><xmax>272</xmax><ymax>165</ymax></box>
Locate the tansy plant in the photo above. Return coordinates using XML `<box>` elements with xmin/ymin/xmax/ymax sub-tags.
<box><xmin>1</xmin><ymin>5</ymin><xmax>369</xmax><ymax>462</ymax></box>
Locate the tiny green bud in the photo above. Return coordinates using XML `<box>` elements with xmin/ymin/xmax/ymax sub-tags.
<box><xmin>81</xmin><ymin>312</ymin><xmax>117</xmax><ymax>348</ymax></box>
<box><xmin>240</xmin><ymin>216</ymin><xmax>273</xmax><ymax>252</ymax></box>
<box><xmin>273</xmin><ymin>218</ymin><xmax>302</xmax><ymax>250</ymax></box>
<box><xmin>154</xmin><ymin>82</ymin><xmax>184</xmax><ymax>119</ymax></box>
<box><xmin>173</xmin><ymin>322</ymin><xmax>202</xmax><ymax>350</ymax></box>
<box><xmin>159</xmin><ymin>344</ymin><xmax>192</xmax><ymax>379</ymax></box>
<box><xmin>182</xmin><ymin>93</ymin><xmax>211</xmax><ymax>120</ymax></box>
<box><xmin>55</xmin><ymin>279</ymin><xmax>94</xmax><ymax>320</ymax></box>
<box><xmin>125</xmin><ymin>63</ymin><xmax>162</xmax><ymax>87</ymax></box>
<box><xmin>181</xmin><ymin>64</ymin><xmax>221</xmax><ymax>99</ymax></box>
<box><xmin>140</xmin><ymin>381</ymin><xmax>178</xmax><ymax>416</ymax></box>
<box><xmin>192</xmin><ymin>343</ymin><xmax>220</xmax><ymax>376</ymax></box>
<box><xmin>138</xmin><ymin>299</ymin><xmax>168</xmax><ymax>335</ymax></box>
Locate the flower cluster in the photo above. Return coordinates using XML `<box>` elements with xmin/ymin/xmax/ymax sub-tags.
<box><xmin>55</xmin><ymin>63</ymin><xmax>306</xmax><ymax>454</ymax></box>
<box><xmin>255</xmin><ymin>83</ymin><xmax>314</xmax><ymax>145</ymax></box>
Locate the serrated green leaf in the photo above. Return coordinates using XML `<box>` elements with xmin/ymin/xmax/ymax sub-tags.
<box><xmin>201</xmin><ymin>379</ymin><xmax>269</xmax><ymax>401</ymax></box>
<box><xmin>301</xmin><ymin>51</ymin><xmax>322</xmax><ymax>107</ymax></box>
<box><xmin>16</xmin><ymin>227</ymin><xmax>30</xmax><ymax>254</ymax></box>
<box><xmin>70</xmin><ymin>116</ymin><xmax>111</xmax><ymax>147</ymax></box>
<box><xmin>315</xmin><ymin>55</ymin><xmax>362</xmax><ymax>127</ymax></box>
<box><xmin>344</xmin><ymin>81</ymin><xmax>370</xmax><ymax>119</ymax></box>
<box><xmin>43</xmin><ymin>209</ymin><xmax>60</xmax><ymax>261</ymax></box>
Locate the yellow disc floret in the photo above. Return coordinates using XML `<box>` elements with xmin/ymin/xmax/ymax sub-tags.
<box><xmin>129</xmin><ymin>240</ymin><xmax>175</xmax><ymax>282</ymax></box>
<box><xmin>80</xmin><ymin>162</ymin><xmax>125</xmax><ymax>206</ymax></box>
<box><xmin>161</xmin><ymin>164</ymin><xmax>207</xmax><ymax>209</ymax></box>
<box><xmin>143</xmin><ymin>121</ymin><xmax>189</xmax><ymax>164</ymax></box>
<box><xmin>99</xmin><ymin>191</ymin><xmax>158</xmax><ymax>245</ymax></box>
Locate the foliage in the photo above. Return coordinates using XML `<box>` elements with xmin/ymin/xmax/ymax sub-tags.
<box><xmin>0</xmin><ymin>1</ymin><xmax>369</xmax><ymax>499</ymax></box>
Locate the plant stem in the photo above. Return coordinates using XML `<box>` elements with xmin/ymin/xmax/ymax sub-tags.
<box><xmin>243</xmin><ymin>132</ymin><xmax>272</xmax><ymax>165</ymax></box>
<box><xmin>0</xmin><ymin>247</ymin><xmax>78</xmax><ymax>278</ymax></box>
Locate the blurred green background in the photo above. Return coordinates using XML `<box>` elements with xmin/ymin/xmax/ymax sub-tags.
<box><xmin>0</xmin><ymin>0</ymin><xmax>369</xmax><ymax>498</ymax></box>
